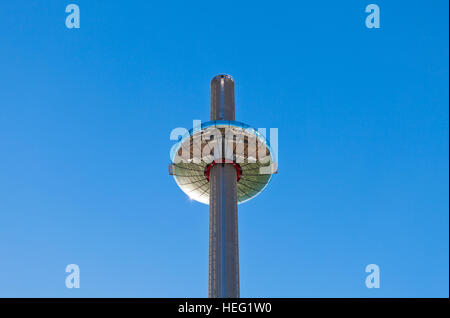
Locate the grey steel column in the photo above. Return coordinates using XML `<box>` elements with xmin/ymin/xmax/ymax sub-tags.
<box><xmin>208</xmin><ymin>74</ymin><xmax>240</xmax><ymax>298</ymax></box>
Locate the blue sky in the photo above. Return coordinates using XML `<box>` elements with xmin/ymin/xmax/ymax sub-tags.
<box><xmin>0</xmin><ymin>1</ymin><xmax>448</xmax><ymax>297</ymax></box>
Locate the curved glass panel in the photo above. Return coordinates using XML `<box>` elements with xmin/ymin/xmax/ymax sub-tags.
<box><xmin>170</xmin><ymin>121</ymin><xmax>275</xmax><ymax>204</ymax></box>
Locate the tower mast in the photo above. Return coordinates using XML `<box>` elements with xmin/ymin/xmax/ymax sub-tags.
<box><xmin>169</xmin><ymin>74</ymin><xmax>277</xmax><ymax>298</ymax></box>
<box><xmin>208</xmin><ymin>74</ymin><xmax>240</xmax><ymax>298</ymax></box>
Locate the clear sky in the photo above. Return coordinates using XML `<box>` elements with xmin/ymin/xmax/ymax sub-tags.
<box><xmin>0</xmin><ymin>1</ymin><xmax>448</xmax><ymax>297</ymax></box>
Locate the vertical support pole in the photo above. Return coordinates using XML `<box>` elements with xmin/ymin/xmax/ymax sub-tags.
<box><xmin>208</xmin><ymin>75</ymin><xmax>240</xmax><ymax>298</ymax></box>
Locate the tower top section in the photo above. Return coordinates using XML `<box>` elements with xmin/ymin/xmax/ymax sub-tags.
<box><xmin>210</xmin><ymin>74</ymin><xmax>235</xmax><ymax>121</ymax></box>
<box><xmin>169</xmin><ymin>75</ymin><xmax>278</xmax><ymax>205</ymax></box>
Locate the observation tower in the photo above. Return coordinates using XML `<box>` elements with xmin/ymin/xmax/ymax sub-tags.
<box><xmin>169</xmin><ymin>74</ymin><xmax>277</xmax><ymax>298</ymax></box>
